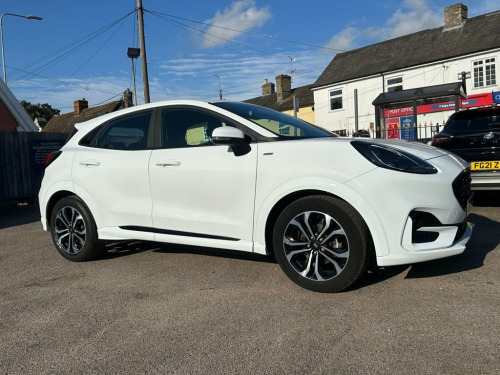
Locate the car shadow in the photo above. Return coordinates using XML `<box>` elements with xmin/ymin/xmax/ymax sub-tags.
<box><xmin>99</xmin><ymin>240</ymin><xmax>161</xmax><ymax>259</ymax></box>
<box><xmin>153</xmin><ymin>243</ymin><xmax>275</xmax><ymax>263</ymax></box>
<box><xmin>347</xmin><ymin>212</ymin><xmax>499</xmax><ymax>290</ymax></box>
<box><xmin>0</xmin><ymin>203</ymin><xmax>40</xmax><ymax>230</ymax></box>
<box><xmin>100</xmin><ymin>212</ymin><xmax>497</xmax><ymax>289</ymax></box>
<box><xmin>472</xmin><ymin>191</ymin><xmax>500</xmax><ymax>207</ymax></box>
<box><xmin>100</xmin><ymin>240</ymin><xmax>275</xmax><ymax>264</ymax></box>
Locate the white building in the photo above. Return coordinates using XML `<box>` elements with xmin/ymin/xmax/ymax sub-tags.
<box><xmin>312</xmin><ymin>3</ymin><xmax>500</xmax><ymax>139</ymax></box>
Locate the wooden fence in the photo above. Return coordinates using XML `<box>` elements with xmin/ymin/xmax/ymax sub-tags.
<box><xmin>0</xmin><ymin>132</ymin><xmax>68</xmax><ymax>203</ymax></box>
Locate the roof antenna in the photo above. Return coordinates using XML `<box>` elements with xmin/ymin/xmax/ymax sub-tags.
<box><xmin>288</xmin><ymin>56</ymin><xmax>296</xmax><ymax>76</ymax></box>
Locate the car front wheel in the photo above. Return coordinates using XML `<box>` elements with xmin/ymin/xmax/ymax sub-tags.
<box><xmin>50</xmin><ymin>196</ymin><xmax>105</xmax><ymax>262</ymax></box>
<box><xmin>272</xmin><ymin>195</ymin><xmax>371</xmax><ymax>293</ymax></box>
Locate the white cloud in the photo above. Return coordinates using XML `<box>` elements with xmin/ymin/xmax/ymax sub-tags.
<box><xmin>155</xmin><ymin>50</ymin><xmax>331</xmax><ymax>102</ymax></box>
<box><xmin>324</xmin><ymin>27</ymin><xmax>361</xmax><ymax>53</ymax></box>
<box><xmin>200</xmin><ymin>0</ymin><xmax>272</xmax><ymax>48</ymax></box>
<box><xmin>325</xmin><ymin>0</ymin><xmax>443</xmax><ymax>51</ymax></box>
<box><xmin>383</xmin><ymin>0</ymin><xmax>442</xmax><ymax>39</ymax></box>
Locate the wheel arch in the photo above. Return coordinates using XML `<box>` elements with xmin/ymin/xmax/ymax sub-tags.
<box><xmin>264</xmin><ymin>190</ymin><xmax>326</xmax><ymax>255</ymax></box>
<box><xmin>261</xmin><ymin>188</ymin><xmax>384</xmax><ymax>264</ymax></box>
<box><xmin>45</xmin><ymin>190</ymin><xmax>76</xmax><ymax>229</ymax></box>
<box><xmin>45</xmin><ymin>186</ymin><xmax>103</xmax><ymax>231</ymax></box>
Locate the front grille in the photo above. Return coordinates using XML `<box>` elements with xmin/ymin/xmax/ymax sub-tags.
<box><xmin>452</xmin><ymin>168</ymin><xmax>472</xmax><ymax>210</ymax></box>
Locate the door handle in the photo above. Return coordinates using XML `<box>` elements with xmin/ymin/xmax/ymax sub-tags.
<box><xmin>79</xmin><ymin>159</ymin><xmax>100</xmax><ymax>167</ymax></box>
<box><xmin>156</xmin><ymin>160</ymin><xmax>180</xmax><ymax>167</ymax></box>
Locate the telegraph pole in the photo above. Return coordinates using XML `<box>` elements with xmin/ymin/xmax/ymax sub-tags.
<box><xmin>215</xmin><ymin>75</ymin><xmax>222</xmax><ymax>100</ymax></box>
<box><xmin>137</xmin><ymin>0</ymin><xmax>150</xmax><ymax>103</ymax></box>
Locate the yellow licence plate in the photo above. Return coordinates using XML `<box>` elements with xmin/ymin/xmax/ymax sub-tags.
<box><xmin>470</xmin><ymin>161</ymin><xmax>500</xmax><ymax>171</ymax></box>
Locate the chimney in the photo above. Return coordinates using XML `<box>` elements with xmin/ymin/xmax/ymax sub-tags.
<box><xmin>123</xmin><ymin>89</ymin><xmax>133</xmax><ymax>108</ymax></box>
<box><xmin>262</xmin><ymin>78</ymin><xmax>275</xmax><ymax>96</ymax></box>
<box><xmin>74</xmin><ymin>98</ymin><xmax>88</xmax><ymax>115</ymax></box>
<box><xmin>276</xmin><ymin>74</ymin><xmax>292</xmax><ymax>101</ymax></box>
<box><xmin>444</xmin><ymin>3</ymin><xmax>468</xmax><ymax>29</ymax></box>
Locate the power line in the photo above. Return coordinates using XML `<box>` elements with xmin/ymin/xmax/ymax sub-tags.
<box><xmin>8</xmin><ymin>65</ymin><xmax>122</xmax><ymax>96</ymax></box>
<box><xmin>22</xmin><ymin>12</ymin><xmax>131</xmax><ymax>101</ymax></box>
<box><xmin>147</xmin><ymin>11</ymin><xmax>287</xmax><ymax>72</ymax></box>
<box><xmin>92</xmin><ymin>92</ymin><xmax>123</xmax><ymax>106</ymax></box>
<box><xmin>147</xmin><ymin>9</ymin><xmax>326</xmax><ymax>73</ymax></box>
<box><xmin>144</xmin><ymin>9</ymin><xmax>346</xmax><ymax>53</ymax></box>
<box><xmin>9</xmin><ymin>10</ymin><xmax>135</xmax><ymax>85</ymax></box>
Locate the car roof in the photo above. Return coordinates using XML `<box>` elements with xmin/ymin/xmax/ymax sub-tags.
<box><xmin>451</xmin><ymin>106</ymin><xmax>500</xmax><ymax>119</ymax></box>
<box><xmin>73</xmin><ymin>100</ymin><xmax>279</xmax><ymax>139</ymax></box>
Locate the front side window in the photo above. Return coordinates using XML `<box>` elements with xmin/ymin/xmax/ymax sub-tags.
<box><xmin>212</xmin><ymin>102</ymin><xmax>333</xmax><ymax>139</ymax></box>
<box><xmin>329</xmin><ymin>89</ymin><xmax>343</xmax><ymax>110</ymax></box>
<box><xmin>387</xmin><ymin>77</ymin><xmax>403</xmax><ymax>92</ymax></box>
<box><xmin>95</xmin><ymin>111</ymin><xmax>152</xmax><ymax>150</ymax></box>
<box><xmin>162</xmin><ymin>108</ymin><xmax>236</xmax><ymax>148</ymax></box>
<box><xmin>474</xmin><ymin>58</ymin><xmax>496</xmax><ymax>88</ymax></box>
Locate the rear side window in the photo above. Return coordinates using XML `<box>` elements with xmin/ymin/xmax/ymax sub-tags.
<box><xmin>445</xmin><ymin>110</ymin><xmax>500</xmax><ymax>131</ymax></box>
<box><xmin>95</xmin><ymin>111</ymin><xmax>152</xmax><ymax>150</ymax></box>
<box><xmin>79</xmin><ymin>125</ymin><xmax>103</xmax><ymax>146</ymax></box>
<box><xmin>66</xmin><ymin>128</ymin><xmax>78</xmax><ymax>143</ymax></box>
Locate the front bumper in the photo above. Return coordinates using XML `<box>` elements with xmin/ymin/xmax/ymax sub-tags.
<box><xmin>377</xmin><ymin>221</ymin><xmax>473</xmax><ymax>266</ymax></box>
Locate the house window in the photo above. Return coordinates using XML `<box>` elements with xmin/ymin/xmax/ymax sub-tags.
<box><xmin>329</xmin><ymin>89</ymin><xmax>342</xmax><ymax>110</ymax></box>
<box><xmin>473</xmin><ymin>58</ymin><xmax>496</xmax><ymax>88</ymax></box>
<box><xmin>278</xmin><ymin>123</ymin><xmax>291</xmax><ymax>135</ymax></box>
<box><xmin>387</xmin><ymin>77</ymin><xmax>403</xmax><ymax>92</ymax></box>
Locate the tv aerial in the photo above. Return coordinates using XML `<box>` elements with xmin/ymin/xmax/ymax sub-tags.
<box><xmin>288</xmin><ymin>56</ymin><xmax>296</xmax><ymax>75</ymax></box>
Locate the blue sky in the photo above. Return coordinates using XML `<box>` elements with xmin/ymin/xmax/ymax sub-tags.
<box><xmin>2</xmin><ymin>0</ymin><xmax>498</xmax><ymax>112</ymax></box>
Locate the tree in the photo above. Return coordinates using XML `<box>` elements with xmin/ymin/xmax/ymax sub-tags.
<box><xmin>19</xmin><ymin>100</ymin><xmax>61</xmax><ymax>122</ymax></box>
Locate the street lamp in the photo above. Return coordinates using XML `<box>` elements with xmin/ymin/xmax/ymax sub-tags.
<box><xmin>127</xmin><ymin>47</ymin><xmax>140</xmax><ymax>106</ymax></box>
<box><xmin>1</xmin><ymin>13</ymin><xmax>43</xmax><ymax>84</ymax></box>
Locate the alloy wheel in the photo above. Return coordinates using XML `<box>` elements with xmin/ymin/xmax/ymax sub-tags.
<box><xmin>54</xmin><ymin>206</ymin><xmax>87</xmax><ymax>255</ymax></box>
<box><xmin>283</xmin><ymin>210</ymin><xmax>349</xmax><ymax>281</ymax></box>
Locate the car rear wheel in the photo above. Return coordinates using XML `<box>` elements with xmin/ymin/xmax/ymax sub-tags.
<box><xmin>272</xmin><ymin>195</ymin><xmax>371</xmax><ymax>293</ymax></box>
<box><xmin>50</xmin><ymin>196</ymin><xmax>105</xmax><ymax>262</ymax></box>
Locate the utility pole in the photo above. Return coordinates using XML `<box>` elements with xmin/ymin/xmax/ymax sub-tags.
<box><xmin>215</xmin><ymin>75</ymin><xmax>222</xmax><ymax>100</ymax></box>
<box><xmin>137</xmin><ymin>0</ymin><xmax>150</xmax><ymax>103</ymax></box>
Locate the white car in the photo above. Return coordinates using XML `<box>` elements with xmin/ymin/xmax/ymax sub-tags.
<box><xmin>39</xmin><ymin>100</ymin><xmax>473</xmax><ymax>292</ymax></box>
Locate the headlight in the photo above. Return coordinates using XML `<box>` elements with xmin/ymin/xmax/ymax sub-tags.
<box><xmin>351</xmin><ymin>141</ymin><xmax>437</xmax><ymax>174</ymax></box>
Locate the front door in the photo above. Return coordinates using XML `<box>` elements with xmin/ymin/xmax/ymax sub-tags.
<box><xmin>149</xmin><ymin>107</ymin><xmax>257</xmax><ymax>251</ymax></box>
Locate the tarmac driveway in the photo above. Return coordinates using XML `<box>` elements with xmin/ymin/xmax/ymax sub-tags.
<box><xmin>0</xmin><ymin>195</ymin><xmax>499</xmax><ymax>374</ymax></box>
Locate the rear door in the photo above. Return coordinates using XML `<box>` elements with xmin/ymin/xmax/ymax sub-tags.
<box><xmin>72</xmin><ymin>110</ymin><xmax>155</xmax><ymax>230</ymax></box>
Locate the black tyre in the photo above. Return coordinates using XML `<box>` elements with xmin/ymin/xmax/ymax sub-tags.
<box><xmin>50</xmin><ymin>196</ymin><xmax>106</xmax><ymax>262</ymax></box>
<box><xmin>272</xmin><ymin>195</ymin><xmax>371</xmax><ymax>293</ymax></box>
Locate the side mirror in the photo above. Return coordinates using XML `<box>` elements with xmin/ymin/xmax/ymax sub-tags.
<box><xmin>210</xmin><ymin>127</ymin><xmax>246</xmax><ymax>146</ymax></box>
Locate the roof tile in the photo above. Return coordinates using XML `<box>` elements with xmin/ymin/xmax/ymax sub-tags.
<box><xmin>314</xmin><ymin>10</ymin><xmax>500</xmax><ymax>88</ymax></box>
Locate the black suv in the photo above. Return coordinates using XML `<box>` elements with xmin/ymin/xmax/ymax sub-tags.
<box><xmin>431</xmin><ymin>107</ymin><xmax>500</xmax><ymax>190</ymax></box>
